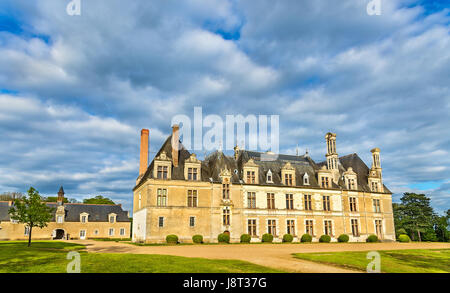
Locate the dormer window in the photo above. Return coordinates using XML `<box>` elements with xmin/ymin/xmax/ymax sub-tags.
<box><xmin>321</xmin><ymin>177</ymin><xmax>330</xmax><ymax>188</ymax></box>
<box><xmin>80</xmin><ymin>213</ymin><xmax>89</xmax><ymax>223</ymax></box>
<box><xmin>109</xmin><ymin>213</ymin><xmax>117</xmax><ymax>223</ymax></box>
<box><xmin>285</xmin><ymin>174</ymin><xmax>293</xmax><ymax>186</ymax></box>
<box><xmin>222</xmin><ymin>180</ymin><xmax>230</xmax><ymax>200</ymax></box>
<box><xmin>243</xmin><ymin>159</ymin><xmax>259</xmax><ymax>184</ymax></box>
<box><xmin>281</xmin><ymin>162</ymin><xmax>295</xmax><ymax>186</ymax></box>
<box><xmin>247</xmin><ymin>171</ymin><xmax>256</xmax><ymax>183</ymax></box>
<box><xmin>303</xmin><ymin>173</ymin><xmax>310</xmax><ymax>185</ymax></box>
<box><xmin>266</xmin><ymin>170</ymin><xmax>273</xmax><ymax>183</ymax></box>
<box><xmin>154</xmin><ymin>151</ymin><xmax>172</xmax><ymax>180</ymax></box>
<box><xmin>184</xmin><ymin>153</ymin><xmax>201</xmax><ymax>181</ymax></box>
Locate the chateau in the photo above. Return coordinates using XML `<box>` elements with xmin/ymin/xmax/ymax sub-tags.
<box><xmin>132</xmin><ymin>126</ymin><xmax>395</xmax><ymax>243</ymax></box>
<box><xmin>0</xmin><ymin>187</ymin><xmax>131</xmax><ymax>240</ymax></box>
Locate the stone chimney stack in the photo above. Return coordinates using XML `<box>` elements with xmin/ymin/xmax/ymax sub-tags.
<box><xmin>139</xmin><ymin>129</ymin><xmax>149</xmax><ymax>177</ymax></box>
<box><xmin>171</xmin><ymin>124</ymin><xmax>180</xmax><ymax>167</ymax></box>
<box><xmin>57</xmin><ymin>186</ymin><xmax>65</xmax><ymax>205</ymax></box>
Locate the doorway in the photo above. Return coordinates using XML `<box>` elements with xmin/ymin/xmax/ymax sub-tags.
<box><xmin>54</xmin><ymin>229</ymin><xmax>65</xmax><ymax>240</ymax></box>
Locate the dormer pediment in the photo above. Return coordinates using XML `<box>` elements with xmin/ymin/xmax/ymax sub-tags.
<box><xmin>244</xmin><ymin>158</ymin><xmax>258</xmax><ymax>168</ymax></box>
<box><xmin>185</xmin><ymin>153</ymin><xmax>201</xmax><ymax>164</ymax></box>
<box><xmin>282</xmin><ymin>162</ymin><xmax>295</xmax><ymax>171</ymax></box>
<box><xmin>155</xmin><ymin>151</ymin><xmax>171</xmax><ymax>161</ymax></box>
<box><xmin>219</xmin><ymin>167</ymin><xmax>232</xmax><ymax>178</ymax></box>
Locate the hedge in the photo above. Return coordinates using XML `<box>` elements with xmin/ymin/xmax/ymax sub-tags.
<box><xmin>282</xmin><ymin>234</ymin><xmax>294</xmax><ymax>243</ymax></box>
<box><xmin>319</xmin><ymin>235</ymin><xmax>331</xmax><ymax>243</ymax></box>
<box><xmin>366</xmin><ymin>234</ymin><xmax>379</xmax><ymax>243</ymax></box>
<box><xmin>240</xmin><ymin>234</ymin><xmax>251</xmax><ymax>243</ymax></box>
<box><xmin>337</xmin><ymin>234</ymin><xmax>349</xmax><ymax>243</ymax></box>
<box><xmin>192</xmin><ymin>235</ymin><xmax>203</xmax><ymax>244</ymax></box>
<box><xmin>166</xmin><ymin>234</ymin><xmax>178</xmax><ymax>244</ymax></box>
<box><xmin>300</xmin><ymin>234</ymin><xmax>312</xmax><ymax>242</ymax></box>
<box><xmin>398</xmin><ymin>234</ymin><xmax>411</xmax><ymax>243</ymax></box>
<box><xmin>218</xmin><ymin>233</ymin><xmax>230</xmax><ymax>243</ymax></box>
<box><xmin>262</xmin><ymin>233</ymin><xmax>274</xmax><ymax>243</ymax></box>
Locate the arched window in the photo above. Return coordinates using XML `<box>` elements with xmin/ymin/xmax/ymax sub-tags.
<box><xmin>303</xmin><ymin>173</ymin><xmax>310</xmax><ymax>185</ymax></box>
<box><xmin>266</xmin><ymin>169</ymin><xmax>273</xmax><ymax>183</ymax></box>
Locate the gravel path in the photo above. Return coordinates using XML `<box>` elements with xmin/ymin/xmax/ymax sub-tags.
<box><xmin>75</xmin><ymin>240</ymin><xmax>450</xmax><ymax>273</ymax></box>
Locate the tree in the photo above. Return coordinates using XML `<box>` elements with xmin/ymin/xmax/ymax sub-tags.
<box><xmin>397</xmin><ymin>193</ymin><xmax>435</xmax><ymax>242</ymax></box>
<box><xmin>83</xmin><ymin>195</ymin><xmax>115</xmax><ymax>205</ymax></box>
<box><xmin>8</xmin><ymin>187</ymin><xmax>54</xmax><ymax>247</ymax></box>
<box><xmin>43</xmin><ymin>196</ymin><xmax>69</xmax><ymax>203</ymax></box>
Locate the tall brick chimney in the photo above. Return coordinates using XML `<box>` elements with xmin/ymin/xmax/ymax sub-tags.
<box><xmin>171</xmin><ymin>124</ymin><xmax>180</xmax><ymax>167</ymax></box>
<box><xmin>139</xmin><ymin>129</ymin><xmax>149</xmax><ymax>177</ymax></box>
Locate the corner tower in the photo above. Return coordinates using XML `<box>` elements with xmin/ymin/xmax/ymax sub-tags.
<box><xmin>325</xmin><ymin>132</ymin><xmax>340</xmax><ymax>183</ymax></box>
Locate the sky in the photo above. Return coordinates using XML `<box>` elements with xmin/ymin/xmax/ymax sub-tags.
<box><xmin>0</xmin><ymin>0</ymin><xmax>449</xmax><ymax>214</ymax></box>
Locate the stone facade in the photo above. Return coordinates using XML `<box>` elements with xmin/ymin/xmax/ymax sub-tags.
<box><xmin>132</xmin><ymin>128</ymin><xmax>395</xmax><ymax>243</ymax></box>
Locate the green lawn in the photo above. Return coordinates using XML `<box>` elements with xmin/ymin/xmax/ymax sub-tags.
<box><xmin>0</xmin><ymin>241</ymin><xmax>283</xmax><ymax>273</ymax></box>
<box><xmin>294</xmin><ymin>249</ymin><xmax>450</xmax><ymax>273</ymax></box>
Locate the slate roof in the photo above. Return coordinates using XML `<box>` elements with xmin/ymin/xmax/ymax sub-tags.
<box><xmin>0</xmin><ymin>201</ymin><xmax>130</xmax><ymax>222</ymax></box>
<box><xmin>134</xmin><ymin>134</ymin><xmax>391</xmax><ymax>194</ymax></box>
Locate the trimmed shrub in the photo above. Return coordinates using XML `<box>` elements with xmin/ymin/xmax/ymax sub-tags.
<box><xmin>218</xmin><ymin>233</ymin><xmax>230</xmax><ymax>243</ymax></box>
<box><xmin>262</xmin><ymin>233</ymin><xmax>274</xmax><ymax>243</ymax></box>
<box><xmin>282</xmin><ymin>234</ymin><xmax>294</xmax><ymax>243</ymax></box>
<box><xmin>319</xmin><ymin>235</ymin><xmax>331</xmax><ymax>243</ymax></box>
<box><xmin>396</xmin><ymin>228</ymin><xmax>407</xmax><ymax>236</ymax></box>
<box><xmin>366</xmin><ymin>234</ymin><xmax>379</xmax><ymax>243</ymax></box>
<box><xmin>240</xmin><ymin>234</ymin><xmax>251</xmax><ymax>243</ymax></box>
<box><xmin>166</xmin><ymin>234</ymin><xmax>178</xmax><ymax>244</ymax></box>
<box><xmin>337</xmin><ymin>234</ymin><xmax>349</xmax><ymax>243</ymax></box>
<box><xmin>300</xmin><ymin>234</ymin><xmax>312</xmax><ymax>243</ymax></box>
<box><xmin>192</xmin><ymin>235</ymin><xmax>203</xmax><ymax>244</ymax></box>
<box><xmin>398</xmin><ymin>234</ymin><xmax>411</xmax><ymax>243</ymax></box>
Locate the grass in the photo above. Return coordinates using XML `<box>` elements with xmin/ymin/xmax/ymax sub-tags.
<box><xmin>91</xmin><ymin>238</ymin><xmax>131</xmax><ymax>242</ymax></box>
<box><xmin>294</xmin><ymin>249</ymin><xmax>450</xmax><ymax>273</ymax></box>
<box><xmin>0</xmin><ymin>241</ymin><xmax>283</xmax><ymax>273</ymax></box>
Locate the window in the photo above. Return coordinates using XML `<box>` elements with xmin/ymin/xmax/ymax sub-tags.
<box><xmin>351</xmin><ymin>219</ymin><xmax>359</xmax><ymax>237</ymax></box>
<box><xmin>246</xmin><ymin>171</ymin><xmax>256</xmax><ymax>184</ymax></box>
<box><xmin>303</xmin><ymin>173</ymin><xmax>309</xmax><ymax>185</ymax></box>
<box><xmin>373</xmin><ymin>199</ymin><xmax>381</xmax><ymax>213</ymax></box>
<box><xmin>187</xmin><ymin>190</ymin><xmax>198</xmax><ymax>207</ymax></box>
<box><xmin>94</xmin><ymin>229</ymin><xmax>99</xmax><ymax>235</ymax></box>
<box><xmin>286</xmin><ymin>220</ymin><xmax>295</xmax><ymax>235</ymax></box>
<box><xmin>248</xmin><ymin>219</ymin><xmax>257</xmax><ymax>236</ymax></box>
<box><xmin>10</xmin><ymin>219</ymin><xmax>19</xmax><ymax>224</ymax></box>
<box><xmin>109</xmin><ymin>215</ymin><xmax>115</xmax><ymax>223</ymax></box>
<box><xmin>222</xmin><ymin>183</ymin><xmax>230</xmax><ymax>199</ymax></box>
<box><xmin>81</xmin><ymin>215</ymin><xmax>87</xmax><ymax>223</ymax></box>
<box><xmin>24</xmin><ymin>226</ymin><xmax>30</xmax><ymax>236</ymax></box>
<box><xmin>223</xmin><ymin>209</ymin><xmax>230</xmax><ymax>226</ymax></box>
<box><xmin>375</xmin><ymin>220</ymin><xmax>383</xmax><ymax>237</ymax></box>
<box><xmin>158</xmin><ymin>217</ymin><xmax>164</xmax><ymax>228</ymax></box>
<box><xmin>108</xmin><ymin>228</ymin><xmax>114</xmax><ymax>236</ymax></box>
<box><xmin>324</xmin><ymin>220</ymin><xmax>333</xmax><ymax>236</ymax></box>
<box><xmin>189</xmin><ymin>216</ymin><xmax>195</xmax><ymax>227</ymax></box>
<box><xmin>80</xmin><ymin>230</ymin><xmax>86</xmax><ymax>238</ymax></box>
<box><xmin>266</xmin><ymin>170</ymin><xmax>273</xmax><ymax>183</ymax></box>
<box><xmin>188</xmin><ymin>167</ymin><xmax>198</xmax><ymax>181</ymax></box>
<box><xmin>267</xmin><ymin>193</ymin><xmax>275</xmax><ymax>209</ymax></box>
<box><xmin>349</xmin><ymin>197</ymin><xmax>357</xmax><ymax>212</ymax></box>
<box><xmin>304</xmin><ymin>194</ymin><xmax>312</xmax><ymax>211</ymax></box>
<box><xmin>157</xmin><ymin>165</ymin><xmax>168</xmax><ymax>179</ymax></box>
<box><xmin>305</xmin><ymin>220</ymin><xmax>314</xmax><ymax>236</ymax></box>
<box><xmin>247</xmin><ymin>192</ymin><xmax>256</xmax><ymax>209</ymax></box>
<box><xmin>286</xmin><ymin>194</ymin><xmax>294</xmax><ymax>210</ymax></box>
<box><xmin>267</xmin><ymin>220</ymin><xmax>277</xmax><ymax>236</ymax></box>
<box><xmin>349</xmin><ymin>178</ymin><xmax>356</xmax><ymax>190</ymax></box>
<box><xmin>323</xmin><ymin>196</ymin><xmax>331</xmax><ymax>211</ymax></box>
<box><xmin>285</xmin><ymin>173</ymin><xmax>293</xmax><ymax>186</ymax></box>
<box><xmin>157</xmin><ymin>188</ymin><xmax>167</xmax><ymax>206</ymax></box>
<box><xmin>120</xmin><ymin>228</ymin><xmax>125</xmax><ymax>236</ymax></box>
<box><xmin>321</xmin><ymin>177</ymin><xmax>330</xmax><ymax>188</ymax></box>
<box><xmin>371</xmin><ymin>181</ymin><xmax>379</xmax><ymax>192</ymax></box>
<box><xmin>57</xmin><ymin>215</ymin><xmax>63</xmax><ymax>223</ymax></box>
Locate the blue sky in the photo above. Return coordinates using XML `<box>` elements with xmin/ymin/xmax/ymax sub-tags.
<box><xmin>0</xmin><ymin>0</ymin><xmax>449</xmax><ymax>214</ymax></box>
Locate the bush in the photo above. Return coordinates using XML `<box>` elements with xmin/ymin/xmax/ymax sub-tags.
<box><xmin>282</xmin><ymin>234</ymin><xmax>294</xmax><ymax>243</ymax></box>
<box><xmin>218</xmin><ymin>233</ymin><xmax>230</xmax><ymax>243</ymax></box>
<box><xmin>192</xmin><ymin>235</ymin><xmax>203</xmax><ymax>244</ymax></box>
<box><xmin>319</xmin><ymin>235</ymin><xmax>331</xmax><ymax>243</ymax></box>
<box><xmin>300</xmin><ymin>234</ymin><xmax>312</xmax><ymax>243</ymax></box>
<box><xmin>262</xmin><ymin>233</ymin><xmax>274</xmax><ymax>243</ymax></box>
<box><xmin>398</xmin><ymin>234</ymin><xmax>411</xmax><ymax>243</ymax></box>
<box><xmin>166</xmin><ymin>234</ymin><xmax>178</xmax><ymax>244</ymax></box>
<box><xmin>240</xmin><ymin>234</ymin><xmax>251</xmax><ymax>243</ymax></box>
<box><xmin>396</xmin><ymin>228</ymin><xmax>407</xmax><ymax>236</ymax></box>
<box><xmin>337</xmin><ymin>234</ymin><xmax>349</xmax><ymax>243</ymax></box>
<box><xmin>366</xmin><ymin>234</ymin><xmax>378</xmax><ymax>243</ymax></box>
